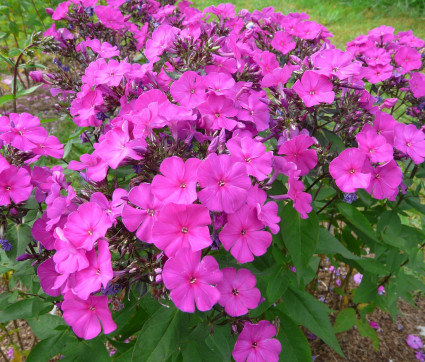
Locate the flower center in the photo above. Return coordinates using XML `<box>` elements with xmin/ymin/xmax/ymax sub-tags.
<box><xmin>245</xmin><ymin>157</ymin><xmax>251</xmax><ymax>163</ymax></box>
<box><xmin>232</xmin><ymin>288</ymin><xmax>239</xmax><ymax>296</ymax></box>
<box><xmin>180</xmin><ymin>182</ymin><xmax>186</xmax><ymax>188</ymax></box>
<box><xmin>5</xmin><ymin>186</ymin><xmax>11</xmax><ymax>191</ymax></box>
<box><xmin>241</xmin><ymin>229</ymin><xmax>246</xmax><ymax>235</ymax></box>
<box><xmin>89</xmin><ymin>306</ymin><xmax>96</xmax><ymax>311</ymax></box>
<box><xmin>310</xmin><ymin>90</ymin><xmax>315</xmax><ymax>95</ymax></box>
<box><xmin>88</xmin><ymin>230</ymin><xmax>93</xmax><ymax>235</ymax></box>
<box><xmin>189</xmin><ymin>276</ymin><xmax>197</xmax><ymax>284</ymax></box>
<box><xmin>218</xmin><ymin>180</ymin><xmax>225</xmax><ymax>187</ymax></box>
<box><xmin>147</xmin><ymin>209</ymin><xmax>155</xmax><ymax>217</ymax></box>
<box><xmin>252</xmin><ymin>342</ymin><xmax>258</xmax><ymax>348</ymax></box>
<box><xmin>190</xmin><ymin>89</ymin><xmax>195</xmax><ymax>94</ymax></box>
<box><xmin>375</xmin><ymin>173</ymin><xmax>380</xmax><ymax>179</ymax></box>
<box><xmin>349</xmin><ymin>169</ymin><xmax>356</xmax><ymax>174</ymax></box>
<box><xmin>369</xmin><ymin>149</ymin><xmax>374</xmax><ymax>153</ymax></box>
<box><xmin>407</xmin><ymin>142</ymin><xmax>411</xmax><ymax>147</ymax></box>
<box><xmin>96</xmin><ymin>268</ymin><xmax>101</xmax><ymax>275</ymax></box>
<box><xmin>215</xmin><ymin>112</ymin><xmax>220</xmax><ymax>118</ymax></box>
<box><xmin>181</xmin><ymin>226</ymin><xmax>188</xmax><ymax>234</ymax></box>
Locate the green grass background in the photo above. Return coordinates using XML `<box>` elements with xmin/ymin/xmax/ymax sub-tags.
<box><xmin>192</xmin><ymin>0</ymin><xmax>425</xmax><ymax>48</ymax></box>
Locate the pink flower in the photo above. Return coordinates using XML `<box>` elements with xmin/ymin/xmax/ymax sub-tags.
<box><xmin>29</xmin><ymin>134</ymin><xmax>64</xmax><ymax>159</ymax></box>
<box><xmin>409</xmin><ymin>73</ymin><xmax>425</xmax><ymax>98</ymax></box>
<box><xmin>144</xmin><ymin>24</ymin><xmax>179</xmax><ymax>62</ymax></box>
<box><xmin>226</xmin><ymin>137</ymin><xmax>273</xmax><ymax>181</ymax></box>
<box><xmin>205</xmin><ymin>72</ymin><xmax>235</xmax><ymax>96</ymax></box>
<box><xmin>369</xmin><ymin>321</ymin><xmax>380</xmax><ymax>330</ymax></box>
<box><xmin>356</xmin><ymin>126</ymin><xmax>393</xmax><ymax>163</ymax></box>
<box><xmin>198</xmin><ymin>94</ymin><xmax>238</xmax><ymax>131</ymax></box>
<box><xmin>363</xmin><ymin>64</ymin><xmax>393</xmax><ymax>84</ymax></box>
<box><xmin>68</xmin><ymin>153</ymin><xmax>108</xmax><ymax>182</ymax></box>
<box><xmin>237</xmin><ymin>93</ymin><xmax>270</xmax><ymax>132</ymax></box>
<box><xmin>292</xmin><ymin>71</ymin><xmax>335</xmax><ymax>107</ymax></box>
<box><xmin>94</xmin><ymin>5</ymin><xmax>125</xmax><ymax>30</ymax></box>
<box><xmin>313</xmin><ymin>49</ymin><xmax>362</xmax><ymax>80</ymax></box>
<box><xmin>170</xmin><ymin>71</ymin><xmax>206</xmax><ymax>108</ymax></box>
<box><xmin>63</xmin><ymin>202</ymin><xmax>112</xmax><ymax>250</ymax></box>
<box><xmin>232</xmin><ymin>320</ymin><xmax>281</xmax><ymax>362</ymax></box>
<box><xmin>0</xmin><ymin>113</ymin><xmax>45</xmax><ymax>151</ymax></box>
<box><xmin>287</xmin><ymin>171</ymin><xmax>313</xmax><ymax>219</ymax></box>
<box><xmin>254</xmin><ymin>51</ymin><xmax>279</xmax><ymax>75</ymax></box>
<box><xmin>83</xmin><ymin>39</ymin><xmax>120</xmax><ymax>58</ymax></box>
<box><xmin>219</xmin><ymin>205</ymin><xmax>272</xmax><ymax>263</ymax></box>
<box><xmin>329</xmin><ymin>148</ymin><xmax>371</xmax><ymax>193</ymax></box>
<box><xmin>394</xmin><ymin>124</ymin><xmax>425</xmax><ymax>164</ymax></box>
<box><xmin>62</xmin><ymin>293</ymin><xmax>116</xmax><ymax>340</ymax></box>
<box><xmin>373</xmin><ymin>111</ymin><xmax>398</xmax><ymax>145</ymax></box>
<box><xmin>278</xmin><ymin>134</ymin><xmax>317</xmax><ymax>176</ymax></box>
<box><xmin>261</xmin><ymin>65</ymin><xmax>298</xmax><ymax>88</ymax></box>
<box><xmin>271</xmin><ymin>31</ymin><xmax>295</xmax><ymax>54</ymax></box>
<box><xmin>394</xmin><ymin>46</ymin><xmax>422</xmax><ymax>73</ymax></box>
<box><xmin>37</xmin><ymin>258</ymin><xmax>66</xmax><ymax>297</ymax></box>
<box><xmin>365</xmin><ymin>160</ymin><xmax>402</xmax><ymax>200</ymax></box>
<box><xmin>0</xmin><ymin>159</ymin><xmax>33</xmax><ymax>206</ymax></box>
<box><xmin>162</xmin><ymin>248</ymin><xmax>222</xmax><ymax>312</ymax></box>
<box><xmin>152</xmin><ymin>203</ymin><xmax>211</xmax><ymax>257</ymax></box>
<box><xmin>95</xmin><ymin>59</ymin><xmax>131</xmax><ymax>87</ymax></box>
<box><xmin>74</xmin><ymin>239</ymin><xmax>113</xmax><ymax>300</ymax></box>
<box><xmin>407</xmin><ymin>335</ymin><xmax>423</xmax><ymax>349</ymax></box>
<box><xmin>151</xmin><ymin>157</ymin><xmax>201</xmax><ymax>205</ymax></box>
<box><xmin>353</xmin><ymin>273</ymin><xmax>363</xmax><ymax>284</ymax></box>
<box><xmin>197</xmin><ymin>154</ymin><xmax>251</xmax><ymax>214</ymax></box>
<box><xmin>95</xmin><ymin>122</ymin><xmax>145</xmax><ymax>169</ymax></box>
<box><xmin>52</xmin><ymin>1</ymin><xmax>70</xmax><ymax>21</ymax></box>
<box><xmin>217</xmin><ymin>268</ymin><xmax>261</xmax><ymax>317</ymax></box>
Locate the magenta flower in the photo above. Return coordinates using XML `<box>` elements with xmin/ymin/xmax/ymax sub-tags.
<box><xmin>217</xmin><ymin>268</ymin><xmax>261</xmax><ymax>317</ymax></box>
<box><xmin>232</xmin><ymin>320</ymin><xmax>281</xmax><ymax>362</ymax></box>
<box><xmin>292</xmin><ymin>71</ymin><xmax>335</xmax><ymax>107</ymax></box>
<box><xmin>95</xmin><ymin>122</ymin><xmax>145</xmax><ymax>169</ymax></box>
<box><xmin>353</xmin><ymin>273</ymin><xmax>363</xmax><ymax>284</ymax></box>
<box><xmin>205</xmin><ymin>72</ymin><xmax>235</xmax><ymax>96</ymax></box>
<box><xmin>219</xmin><ymin>205</ymin><xmax>272</xmax><ymax>264</ymax></box>
<box><xmin>226</xmin><ymin>137</ymin><xmax>273</xmax><ymax>181</ymax></box>
<box><xmin>62</xmin><ymin>292</ymin><xmax>117</xmax><ymax>340</ymax></box>
<box><xmin>151</xmin><ymin>157</ymin><xmax>201</xmax><ymax>205</ymax></box>
<box><xmin>237</xmin><ymin>94</ymin><xmax>270</xmax><ymax>132</ymax></box>
<box><xmin>0</xmin><ymin>159</ymin><xmax>33</xmax><ymax>206</ymax></box>
<box><xmin>287</xmin><ymin>171</ymin><xmax>313</xmax><ymax>219</ymax></box>
<box><xmin>198</xmin><ymin>94</ymin><xmax>238</xmax><ymax>131</ymax></box>
<box><xmin>74</xmin><ymin>239</ymin><xmax>113</xmax><ymax>300</ymax></box>
<box><xmin>94</xmin><ymin>5</ymin><xmax>125</xmax><ymax>30</ymax></box>
<box><xmin>198</xmin><ymin>154</ymin><xmax>251</xmax><ymax>214</ymax></box>
<box><xmin>363</xmin><ymin>64</ymin><xmax>393</xmax><ymax>84</ymax></box>
<box><xmin>394</xmin><ymin>46</ymin><xmax>422</xmax><ymax>73</ymax></box>
<box><xmin>170</xmin><ymin>71</ymin><xmax>206</xmax><ymax>108</ymax></box>
<box><xmin>271</xmin><ymin>31</ymin><xmax>296</xmax><ymax>54</ymax></box>
<box><xmin>410</xmin><ymin>73</ymin><xmax>425</xmax><ymax>98</ymax></box>
<box><xmin>162</xmin><ymin>248</ymin><xmax>222</xmax><ymax>313</ymax></box>
<box><xmin>95</xmin><ymin>59</ymin><xmax>130</xmax><ymax>87</ymax></box>
<box><xmin>121</xmin><ymin>183</ymin><xmax>163</xmax><ymax>243</ymax></box>
<box><xmin>261</xmin><ymin>65</ymin><xmax>298</xmax><ymax>88</ymax></box>
<box><xmin>152</xmin><ymin>203</ymin><xmax>211</xmax><ymax>257</ymax></box>
<box><xmin>90</xmin><ymin>189</ymin><xmax>127</xmax><ymax>223</ymax></box>
<box><xmin>38</xmin><ymin>258</ymin><xmax>66</xmax><ymax>297</ymax></box>
<box><xmin>356</xmin><ymin>126</ymin><xmax>393</xmax><ymax>164</ymax></box>
<box><xmin>63</xmin><ymin>202</ymin><xmax>112</xmax><ymax>250</ymax></box>
<box><xmin>394</xmin><ymin>124</ymin><xmax>425</xmax><ymax>164</ymax></box>
<box><xmin>278</xmin><ymin>134</ymin><xmax>317</xmax><ymax>176</ymax></box>
<box><xmin>407</xmin><ymin>335</ymin><xmax>423</xmax><ymax>349</ymax></box>
<box><xmin>68</xmin><ymin>153</ymin><xmax>108</xmax><ymax>182</ymax></box>
<box><xmin>53</xmin><ymin>227</ymin><xmax>89</xmax><ymax>274</ymax></box>
<box><xmin>145</xmin><ymin>24</ymin><xmax>179</xmax><ymax>62</ymax></box>
<box><xmin>329</xmin><ymin>148</ymin><xmax>371</xmax><ymax>193</ymax></box>
<box><xmin>373</xmin><ymin>111</ymin><xmax>398</xmax><ymax>145</ymax></box>
<box><xmin>365</xmin><ymin>160</ymin><xmax>402</xmax><ymax>200</ymax></box>
<box><xmin>313</xmin><ymin>49</ymin><xmax>362</xmax><ymax>80</ymax></box>
<box><xmin>0</xmin><ymin>113</ymin><xmax>45</xmax><ymax>151</ymax></box>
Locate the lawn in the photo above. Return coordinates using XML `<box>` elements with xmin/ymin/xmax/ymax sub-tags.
<box><xmin>193</xmin><ymin>0</ymin><xmax>425</xmax><ymax>48</ymax></box>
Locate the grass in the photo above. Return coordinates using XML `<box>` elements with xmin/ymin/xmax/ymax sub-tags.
<box><xmin>192</xmin><ymin>0</ymin><xmax>425</xmax><ymax>48</ymax></box>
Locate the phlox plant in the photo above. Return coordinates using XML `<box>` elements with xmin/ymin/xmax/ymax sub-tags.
<box><xmin>1</xmin><ymin>0</ymin><xmax>425</xmax><ymax>360</ymax></box>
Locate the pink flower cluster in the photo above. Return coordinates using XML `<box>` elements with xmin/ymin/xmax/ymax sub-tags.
<box><xmin>12</xmin><ymin>0</ymin><xmax>423</xmax><ymax>357</ymax></box>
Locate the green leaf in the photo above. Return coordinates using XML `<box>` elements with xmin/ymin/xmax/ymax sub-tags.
<box><xmin>6</xmin><ymin>223</ymin><xmax>33</xmax><ymax>260</ymax></box>
<box><xmin>26</xmin><ymin>314</ymin><xmax>67</xmax><ymax>340</ymax></box>
<box><xmin>280</xmin><ymin>204</ymin><xmax>319</xmax><ymax>282</ymax></box>
<box><xmin>279</xmin><ymin>286</ymin><xmax>343</xmax><ymax>356</ymax></box>
<box><xmin>356</xmin><ymin>319</ymin><xmax>379</xmax><ymax>349</ymax></box>
<box><xmin>266</xmin><ymin>265</ymin><xmax>290</xmax><ymax>303</ymax></box>
<box><xmin>0</xmin><ymin>94</ymin><xmax>14</xmax><ymax>106</ymax></box>
<box><xmin>132</xmin><ymin>306</ymin><xmax>194</xmax><ymax>361</ymax></box>
<box><xmin>333</xmin><ymin>308</ymin><xmax>357</xmax><ymax>333</ymax></box>
<box><xmin>275</xmin><ymin>310</ymin><xmax>312</xmax><ymax>362</ymax></box>
<box><xmin>27</xmin><ymin>330</ymin><xmax>73</xmax><ymax>361</ymax></box>
<box><xmin>316</xmin><ymin>228</ymin><xmax>360</xmax><ymax>260</ymax></box>
<box><xmin>337</xmin><ymin>202</ymin><xmax>379</xmax><ymax>243</ymax></box>
<box><xmin>205</xmin><ymin>325</ymin><xmax>233</xmax><ymax>361</ymax></box>
<box><xmin>0</xmin><ymin>299</ymin><xmax>35</xmax><ymax>323</ymax></box>
<box><xmin>16</xmin><ymin>84</ymin><xmax>42</xmax><ymax>97</ymax></box>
